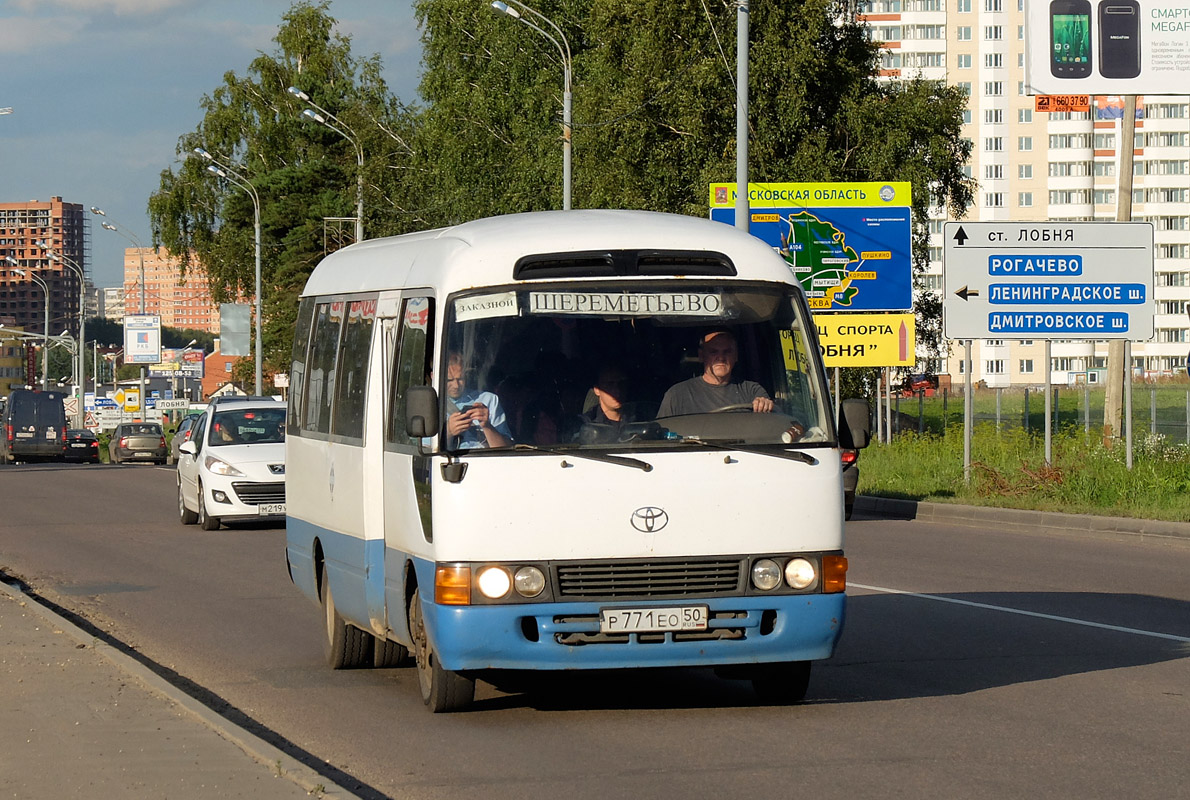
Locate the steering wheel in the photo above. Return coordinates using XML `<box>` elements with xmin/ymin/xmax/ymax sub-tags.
<box><xmin>707</xmin><ymin>403</ymin><xmax>756</xmax><ymax>413</ymax></box>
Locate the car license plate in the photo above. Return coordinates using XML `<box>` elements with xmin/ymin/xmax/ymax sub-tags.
<box><xmin>599</xmin><ymin>605</ymin><xmax>708</xmax><ymax>634</ymax></box>
<box><xmin>71</xmin><ymin>443</ymin><xmax>87</xmax><ymax>448</ymax></box>
<box><xmin>135</xmin><ymin>451</ymin><xmax>152</xmax><ymax>457</ymax></box>
<box><xmin>257</xmin><ymin>503</ymin><xmax>286</xmax><ymax>515</ymax></box>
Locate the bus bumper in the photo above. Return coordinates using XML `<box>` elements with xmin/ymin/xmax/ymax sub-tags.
<box><xmin>422</xmin><ymin>593</ymin><xmax>846</xmax><ymax>672</ymax></box>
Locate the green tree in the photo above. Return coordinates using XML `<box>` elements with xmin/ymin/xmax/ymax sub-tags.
<box><xmin>416</xmin><ymin>0</ymin><xmax>973</xmax><ymax>400</ymax></box>
<box><xmin>148</xmin><ymin>1</ymin><xmax>417</xmax><ymax>377</ymax></box>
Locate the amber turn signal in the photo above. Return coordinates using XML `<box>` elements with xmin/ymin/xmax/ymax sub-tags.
<box><xmin>821</xmin><ymin>555</ymin><xmax>848</xmax><ymax>593</ymax></box>
<box><xmin>435</xmin><ymin>565</ymin><xmax>471</xmax><ymax>605</ymax></box>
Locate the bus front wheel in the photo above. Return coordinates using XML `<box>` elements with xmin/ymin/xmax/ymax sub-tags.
<box><xmin>409</xmin><ymin>591</ymin><xmax>474</xmax><ymax>712</ymax></box>
<box><xmin>751</xmin><ymin>661</ymin><xmax>812</xmax><ymax>705</ymax></box>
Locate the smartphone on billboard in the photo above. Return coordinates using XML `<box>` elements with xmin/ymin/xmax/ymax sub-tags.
<box><xmin>1098</xmin><ymin>1</ymin><xmax>1141</xmax><ymax>79</ymax></box>
<box><xmin>1050</xmin><ymin>0</ymin><xmax>1093</xmax><ymax>78</ymax></box>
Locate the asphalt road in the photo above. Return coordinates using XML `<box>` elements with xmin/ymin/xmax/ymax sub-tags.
<box><xmin>1</xmin><ymin>462</ymin><xmax>1187</xmax><ymax>799</ymax></box>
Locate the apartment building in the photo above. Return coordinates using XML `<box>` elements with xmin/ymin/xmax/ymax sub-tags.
<box><xmin>860</xmin><ymin>0</ymin><xmax>1190</xmax><ymax>386</ymax></box>
<box><xmin>0</xmin><ymin>197</ymin><xmax>89</xmax><ymax>339</ymax></box>
<box><xmin>122</xmin><ymin>248</ymin><xmax>221</xmax><ymax>334</ymax></box>
<box><xmin>102</xmin><ymin>286</ymin><xmax>125</xmax><ymax>323</ymax></box>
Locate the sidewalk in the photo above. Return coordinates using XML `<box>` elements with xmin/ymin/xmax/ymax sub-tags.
<box><xmin>0</xmin><ymin>580</ymin><xmax>354</xmax><ymax>799</ymax></box>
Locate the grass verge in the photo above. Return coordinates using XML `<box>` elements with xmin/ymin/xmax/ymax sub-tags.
<box><xmin>858</xmin><ymin>424</ymin><xmax>1190</xmax><ymax>523</ymax></box>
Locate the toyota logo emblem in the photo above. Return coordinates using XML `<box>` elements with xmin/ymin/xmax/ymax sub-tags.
<box><xmin>631</xmin><ymin>507</ymin><xmax>669</xmax><ymax>532</ymax></box>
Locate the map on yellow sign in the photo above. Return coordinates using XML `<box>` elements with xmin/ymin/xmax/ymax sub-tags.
<box><xmin>710</xmin><ymin>182</ymin><xmax>912</xmax><ymax>312</ymax></box>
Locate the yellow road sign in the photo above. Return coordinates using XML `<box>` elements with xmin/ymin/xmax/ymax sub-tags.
<box><xmin>812</xmin><ymin>312</ymin><xmax>916</xmax><ymax>368</ymax></box>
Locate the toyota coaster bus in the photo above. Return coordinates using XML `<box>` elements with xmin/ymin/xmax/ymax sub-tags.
<box><xmin>285</xmin><ymin>210</ymin><xmax>871</xmax><ymax>712</ymax></box>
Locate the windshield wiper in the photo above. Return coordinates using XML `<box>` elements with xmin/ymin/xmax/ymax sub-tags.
<box><xmin>512</xmin><ymin>443</ymin><xmax>653</xmax><ymax>472</ymax></box>
<box><xmin>678</xmin><ymin>437</ymin><xmax>818</xmax><ymax>465</ymax></box>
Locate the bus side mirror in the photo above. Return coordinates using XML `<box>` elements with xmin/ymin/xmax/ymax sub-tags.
<box><xmin>840</xmin><ymin>398</ymin><xmax>871</xmax><ymax>450</ymax></box>
<box><xmin>406</xmin><ymin>386</ymin><xmax>439</xmax><ymax>439</ymax></box>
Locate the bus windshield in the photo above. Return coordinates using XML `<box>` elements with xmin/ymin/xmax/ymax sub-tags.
<box><xmin>441</xmin><ymin>282</ymin><xmax>833</xmax><ymax>451</ymax></box>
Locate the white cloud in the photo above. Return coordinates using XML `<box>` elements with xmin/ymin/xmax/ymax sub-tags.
<box><xmin>10</xmin><ymin>0</ymin><xmax>190</xmax><ymax>14</ymax></box>
<box><xmin>0</xmin><ymin>16</ymin><xmax>84</xmax><ymax>52</ymax></box>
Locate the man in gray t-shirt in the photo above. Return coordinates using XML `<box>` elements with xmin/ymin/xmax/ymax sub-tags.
<box><xmin>657</xmin><ymin>330</ymin><xmax>774</xmax><ymax>417</ymax></box>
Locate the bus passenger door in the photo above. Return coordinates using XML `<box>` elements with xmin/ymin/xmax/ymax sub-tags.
<box><xmin>380</xmin><ymin>295</ymin><xmax>435</xmax><ymax>646</ymax></box>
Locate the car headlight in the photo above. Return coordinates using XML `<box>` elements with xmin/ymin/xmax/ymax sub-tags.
<box><xmin>784</xmin><ymin>558</ymin><xmax>817</xmax><ymax>590</ymax></box>
<box><xmin>514</xmin><ymin>566</ymin><xmax>546</xmax><ymax>598</ymax></box>
<box><xmin>203</xmin><ymin>455</ymin><xmax>245</xmax><ymax>477</ymax></box>
<box><xmin>476</xmin><ymin>566</ymin><xmax>512</xmax><ymax>599</ymax></box>
<box><xmin>751</xmin><ymin>558</ymin><xmax>782</xmax><ymax>591</ymax></box>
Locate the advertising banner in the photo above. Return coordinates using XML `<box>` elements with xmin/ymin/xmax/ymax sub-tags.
<box><xmin>1026</xmin><ymin>0</ymin><xmax>1190</xmax><ymax>95</ymax></box>
<box><xmin>148</xmin><ymin>348</ymin><xmax>205</xmax><ymax>379</ymax></box>
<box><xmin>710</xmin><ymin>182</ymin><xmax>913</xmax><ymax>312</ymax></box>
<box><xmin>810</xmin><ymin>313</ymin><xmax>917</xmax><ymax>368</ymax></box>
<box><xmin>123</xmin><ymin>315</ymin><xmax>162</xmax><ymax>364</ymax></box>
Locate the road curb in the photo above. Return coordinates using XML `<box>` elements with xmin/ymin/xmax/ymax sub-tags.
<box><xmin>854</xmin><ymin>495</ymin><xmax>1190</xmax><ymax>541</ymax></box>
<box><xmin>0</xmin><ymin>578</ymin><xmax>359</xmax><ymax>799</ymax></box>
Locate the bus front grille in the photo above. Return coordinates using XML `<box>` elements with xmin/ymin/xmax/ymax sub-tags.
<box><xmin>556</xmin><ymin>559</ymin><xmax>743</xmax><ymax>599</ymax></box>
<box><xmin>231</xmin><ymin>481</ymin><xmax>286</xmax><ymax>505</ymax></box>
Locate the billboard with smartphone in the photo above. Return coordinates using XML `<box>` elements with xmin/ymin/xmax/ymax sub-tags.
<box><xmin>1026</xmin><ymin>0</ymin><xmax>1189</xmax><ymax>95</ymax></box>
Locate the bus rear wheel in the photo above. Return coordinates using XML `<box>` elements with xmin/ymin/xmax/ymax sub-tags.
<box><xmin>373</xmin><ymin>636</ymin><xmax>412</xmax><ymax>668</ymax></box>
<box><xmin>408</xmin><ymin>591</ymin><xmax>474</xmax><ymax>712</ymax></box>
<box><xmin>322</xmin><ymin>580</ymin><xmax>371</xmax><ymax>669</ymax></box>
<box><xmin>751</xmin><ymin>661</ymin><xmax>812</xmax><ymax>705</ymax></box>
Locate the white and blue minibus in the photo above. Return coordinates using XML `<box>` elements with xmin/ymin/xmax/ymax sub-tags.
<box><xmin>285</xmin><ymin>210</ymin><xmax>871</xmax><ymax>712</ymax></box>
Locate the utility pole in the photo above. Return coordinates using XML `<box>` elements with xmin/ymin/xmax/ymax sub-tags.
<box><xmin>734</xmin><ymin>0</ymin><xmax>749</xmax><ymax>233</ymax></box>
<box><xmin>1103</xmin><ymin>95</ymin><xmax>1137</xmax><ymax>448</ymax></box>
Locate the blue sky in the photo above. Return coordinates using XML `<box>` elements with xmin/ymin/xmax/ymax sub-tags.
<box><xmin>0</xmin><ymin>0</ymin><xmax>422</xmax><ymax>289</ymax></box>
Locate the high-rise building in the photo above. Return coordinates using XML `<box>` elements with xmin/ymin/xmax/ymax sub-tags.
<box><xmin>0</xmin><ymin>197</ymin><xmax>89</xmax><ymax>338</ymax></box>
<box><xmin>860</xmin><ymin>0</ymin><xmax>1189</xmax><ymax>384</ymax></box>
<box><xmin>122</xmin><ymin>248</ymin><xmax>221</xmax><ymax>333</ymax></box>
<box><xmin>102</xmin><ymin>287</ymin><xmax>125</xmax><ymax>323</ymax></box>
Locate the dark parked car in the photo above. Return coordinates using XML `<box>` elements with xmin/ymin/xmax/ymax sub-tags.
<box><xmin>108</xmin><ymin>422</ymin><xmax>168</xmax><ymax>464</ymax></box>
<box><xmin>168</xmin><ymin>414</ymin><xmax>199</xmax><ymax>465</ymax></box>
<box><xmin>842</xmin><ymin>447</ymin><xmax>859</xmax><ymax>521</ymax></box>
<box><xmin>64</xmin><ymin>429</ymin><xmax>101</xmax><ymax>463</ymax></box>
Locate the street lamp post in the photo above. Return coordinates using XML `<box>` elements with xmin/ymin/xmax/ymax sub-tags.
<box><xmin>7</xmin><ymin>261</ymin><xmax>49</xmax><ymax>389</ymax></box>
<box><xmin>91</xmin><ymin>208</ymin><xmax>151</xmax><ymax>415</ymax></box>
<box><xmin>38</xmin><ymin>241</ymin><xmax>86</xmax><ymax>429</ymax></box>
<box><xmin>287</xmin><ymin>87</ymin><xmax>365</xmax><ymax>243</ymax></box>
<box><xmin>490</xmin><ymin>0</ymin><xmax>572</xmax><ymax>211</ymax></box>
<box><xmin>190</xmin><ymin>149</ymin><xmax>263</xmax><ymax>396</ymax></box>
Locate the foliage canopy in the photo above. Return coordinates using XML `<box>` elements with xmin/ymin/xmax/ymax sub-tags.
<box><xmin>149</xmin><ymin>0</ymin><xmax>972</xmax><ymax>395</ymax></box>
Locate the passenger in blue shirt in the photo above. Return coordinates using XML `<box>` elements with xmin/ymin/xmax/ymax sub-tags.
<box><xmin>444</xmin><ymin>352</ymin><xmax>513</xmax><ymax>449</ymax></box>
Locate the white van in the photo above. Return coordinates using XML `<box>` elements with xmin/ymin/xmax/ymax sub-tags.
<box><xmin>285</xmin><ymin>210</ymin><xmax>870</xmax><ymax>711</ymax></box>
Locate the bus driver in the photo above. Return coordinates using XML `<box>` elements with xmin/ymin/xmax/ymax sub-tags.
<box><xmin>657</xmin><ymin>329</ymin><xmax>774</xmax><ymax>417</ymax></box>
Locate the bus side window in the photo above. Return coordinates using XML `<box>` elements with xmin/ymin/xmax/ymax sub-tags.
<box><xmin>288</xmin><ymin>297</ymin><xmax>315</xmax><ymax>436</ymax></box>
<box><xmin>304</xmin><ymin>300</ymin><xmax>345</xmax><ymax>436</ymax></box>
<box><xmin>331</xmin><ymin>297</ymin><xmax>376</xmax><ymax>443</ymax></box>
<box><xmin>387</xmin><ymin>296</ymin><xmax>435</xmax><ymax>446</ymax></box>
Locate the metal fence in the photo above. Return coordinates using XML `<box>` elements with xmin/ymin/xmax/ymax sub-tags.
<box><xmin>886</xmin><ymin>384</ymin><xmax>1190</xmax><ymax>443</ymax></box>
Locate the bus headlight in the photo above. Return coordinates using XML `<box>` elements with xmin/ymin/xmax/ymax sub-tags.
<box><xmin>514</xmin><ymin>566</ymin><xmax>546</xmax><ymax>598</ymax></box>
<box><xmin>477</xmin><ymin>566</ymin><xmax>513</xmax><ymax>599</ymax></box>
<box><xmin>751</xmin><ymin>558</ymin><xmax>782</xmax><ymax>591</ymax></box>
<box><xmin>784</xmin><ymin>558</ymin><xmax>817</xmax><ymax>590</ymax></box>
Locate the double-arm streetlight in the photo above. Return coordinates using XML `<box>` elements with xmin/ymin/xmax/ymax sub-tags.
<box><xmin>190</xmin><ymin>148</ymin><xmax>262</xmax><ymax>395</ymax></box>
<box><xmin>92</xmin><ymin>207</ymin><xmax>152</xmax><ymax>413</ymax></box>
<box><xmin>38</xmin><ymin>241</ymin><xmax>86</xmax><ymax>428</ymax></box>
<box><xmin>491</xmin><ymin>0</ymin><xmax>572</xmax><ymax>211</ymax></box>
<box><xmin>6</xmin><ymin>258</ymin><xmax>49</xmax><ymax>389</ymax></box>
<box><xmin>287</xmin><ymin>86</ymin><xmax>365</xmax><ymax>243</ymax></box>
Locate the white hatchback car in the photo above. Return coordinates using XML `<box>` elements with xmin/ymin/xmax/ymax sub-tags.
<box><xmin>177</xmin><ymin>399</ymin><xmax>287</xmax><ymax>530</ymax></box>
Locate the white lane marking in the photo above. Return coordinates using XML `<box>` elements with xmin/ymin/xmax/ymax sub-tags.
<box><xmin>850</xmin><ymin>582</ymin><xmax>1190</xmax><ymax>644</ymax></box>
